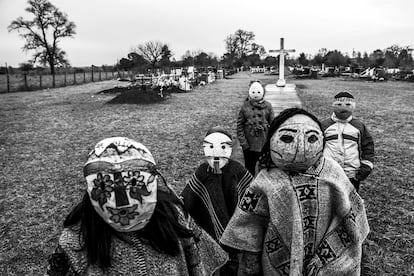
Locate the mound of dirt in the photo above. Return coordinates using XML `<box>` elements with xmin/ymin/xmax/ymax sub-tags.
<box><xmin>98</xmin><ymin>86</ymin><xmax>171</xmax><ymax>104</ymax></box>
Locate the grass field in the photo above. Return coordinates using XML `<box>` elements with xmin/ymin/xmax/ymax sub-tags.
<box><xmin>0</xmin><ymin>72</ymin><xmax>413</xmax><ymax>275</ymax></box>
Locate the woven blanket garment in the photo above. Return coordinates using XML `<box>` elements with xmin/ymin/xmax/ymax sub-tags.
<box><xmin>50</xmin><ymin>208</ymin><xmax>228</xmax><ymax>275</ymax></box>
<box><xmin>220</xmin><ymin>157</ymin><xmax>369</xmax><ymax>275</ymax></box>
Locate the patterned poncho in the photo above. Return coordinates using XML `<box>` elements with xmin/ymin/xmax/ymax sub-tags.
<box><xmin>220</xmin><ymin>157</ymin><xmax>369</xmax><ymax>275</ymax></box>
<box><xmin>181</xmin><ymin>159</ymin><xmax>253</xmax><ymax>241</ymax></box>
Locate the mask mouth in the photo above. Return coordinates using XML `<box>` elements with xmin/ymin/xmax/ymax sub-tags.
<box><xmin>206</xmin><ymin>156</ymin><xmax>229</xmax><ymax>174</ymax></box>
<box><xmin>213</xmin><ymin>157</ymin><xmax>221</xmax><ymax>172</ymax></box>
<box><xmin>250</xmin><ymin>96</ymin><xmax>262</xmax><ymax>101</ymax></box>
<box><xmin>335</xmin><ymin>110</ymin><xmax>351</xmax><ymax>119</ymax></box>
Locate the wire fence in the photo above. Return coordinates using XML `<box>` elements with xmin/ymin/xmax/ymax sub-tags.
<box><xmin>0</xmin><ymin>66</ymin><xmax>135</xmax><ymax>93</ymax></box>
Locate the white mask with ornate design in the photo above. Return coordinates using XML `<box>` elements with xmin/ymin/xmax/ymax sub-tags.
<box><xmin>84</xmin><ymin>137</ymin><xmax>157</xmax><ymax>232</ymax></box>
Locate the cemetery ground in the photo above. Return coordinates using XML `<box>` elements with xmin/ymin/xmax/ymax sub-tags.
<box><xmin>0</xmin><ymin>72</ymin><xmax>413</xmax><ymax>275</ymax></box>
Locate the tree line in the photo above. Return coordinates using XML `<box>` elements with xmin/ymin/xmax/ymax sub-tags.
<box><xmin>7</xmin><ymin>0</ymin><xmax>414</xmax><ymax>78</ymax></box>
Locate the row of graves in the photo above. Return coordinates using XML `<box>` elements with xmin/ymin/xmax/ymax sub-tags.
<box><xmin>98</xmin><ymin>66</ymin><xmax>220</xmax><ymax>104</ymax></box>
<box><xmin>252</xmin><ymin>63</ymin><xmax>414</xmax><ymax>82</ymax></box>
<box><xmin>288</xmin><ymin>64</ymin><xmax>414</xmax><ymax>82</ymax></box>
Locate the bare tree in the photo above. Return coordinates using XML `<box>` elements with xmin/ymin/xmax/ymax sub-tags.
<box><xmin>8</xmin><ymin>0</ymin><xmax>76</xmax><ymax>85</ymax></box>
<box><xmin>224</xmin><ymin>29</ymin><xmax>263</xmax><ymax>67</ymax></box>
<box><xmin>224</xmin><ymin>34</ymin><xmax>238</xmax><ymax>57</ymax></box>
<box><xmin>134</xmin><ymin>41</ymin><xmax>167</xmax><ymax>70</ymax></box>
<box><xmin>234</xmin><ymin>29</ymin><xmax>255</xmax><ymax>57</ymax></box>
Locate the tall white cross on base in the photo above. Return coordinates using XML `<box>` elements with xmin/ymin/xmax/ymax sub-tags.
<box><xmin>269</xmin><ymin>38</ymin><xmax>295</xmax><ymax>87</ymax></box>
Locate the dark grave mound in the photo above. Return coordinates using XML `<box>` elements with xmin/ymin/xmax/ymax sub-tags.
<box><xmin>98</xmin><ymin>86</ymin><xmax>171</xmax><ymax>104</ymax></box>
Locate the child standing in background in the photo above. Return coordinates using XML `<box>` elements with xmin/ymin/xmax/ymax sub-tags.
<box><xmin>321</xmin><ymin>91</ymin><xmax>375</xmax><ymax>192</ymax></box>
<box><xmin>237</xmin><ymin>80</ymin><xmax>274</xmax><ymax>175</ymax></box>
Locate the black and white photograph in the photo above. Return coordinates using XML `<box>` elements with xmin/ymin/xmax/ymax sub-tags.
<box><xmin>0</xmin><ymin>0</ymin><xmax>413</xmax><ymax>275</ymax></box>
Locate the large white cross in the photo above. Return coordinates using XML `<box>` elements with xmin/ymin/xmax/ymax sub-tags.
<box><xmin>269</xmin><ymin>38</ymin><xmax>295</xmax><ymax>87</ymax></box>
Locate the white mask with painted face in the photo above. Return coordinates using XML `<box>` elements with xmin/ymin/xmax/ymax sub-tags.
<box><xmin>270</xmin><ymin>114</ymin><xmax>324</xmax><ymax>172</ymax></box>
<box><xmin>203</xmin><ymin>132</ymin><xmax>233</xmax><ymax>174</ymax></box>
<box><xmin>248</xmin><ymin>81</ymin><xmax>265</xmax><ymax>101</ymax></box>
<box><xmin>84</xmin><ymin>137</ymin><xmax>158</xmax><ymax>232</ymax></box>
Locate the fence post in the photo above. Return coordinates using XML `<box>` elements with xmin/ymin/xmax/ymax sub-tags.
<box><xmin>99</xmin><ymin>70</ymin><xmax>101</xmax><ymax>81</ymax></box>
<box><xmin>112</xmin><ymin>71</ymin><xmax>114</xmax><ymax>79</ymax></box>
<box><xmin>6</xmin><ymin>63</ymin><xmax>10</xmax><ymax>93</ymax></box>
<box><xmin>24</xmin><ymin>73</ymin><xmax>28</xmax><ymax>90</ymax></box>
<box><xmin>91</xmin><ymin>65</ymin><xmax>94</xmax><ymax>82</ymax></box>
<box><xmin>73</xmin><ymin>71</ymin><xmax>76</xmax><ymax>84</ymax></box>
<box><xmin>105</xmin><ymin>71</ymin><xmax>108</xmax><ymax>80</ymax></box>
<box><xmin>64</xmin><ymin>70</ymin><xmax>67</xmax><ymax>86</ymax></box>
<box><xmin>39</xmin><ymin>72</ymin><xmax>42</xmax><ymax>89</ymax></box>
<box><xmin>83</xmin><ymin>71</ymin><xmax>86</xmax><ymax>83</ymax></box>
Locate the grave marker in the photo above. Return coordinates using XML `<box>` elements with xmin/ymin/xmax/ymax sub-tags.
<box><xmin>268</xmin><ymin>37</ymin><xmax>295</xmax><ymax>87</ymax></box>
<box><xmin>264</xmin><ymin>38</ymin><xmax>301</xmax><ymax>114</ymax></box>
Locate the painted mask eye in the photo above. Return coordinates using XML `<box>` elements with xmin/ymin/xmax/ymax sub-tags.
<box><xmin>308</xmin><ymin>135</ymin><xmax>318</xmax><ymax>143</ymax></box>
<box><xmin>210</xmin><ymin>145</ymin><xmax>214</xmax><ymax>149</ymax></box>
<box><xmin>222</xmin><ymin>145</ymin><xmax>226</xmax><ymax>149</ymax></box>
<box><xmin>280</xmin><ymin>135</ymin><xmax>294</xmax><ymax>143</ymax></box>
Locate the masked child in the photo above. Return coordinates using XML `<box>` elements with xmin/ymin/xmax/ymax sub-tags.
<box><xmin>237</xmin><ymin>81</ymin><xmax>274</xmax><ymax>175</ymax></box>
<box><xmin>181</xmin><ymin>126</ymin><xmax>253</xmax><ymax>275</ymax></box>
<box><xmin>221</xmin><ymin>108</ymin><xmax>369</xmax><ymax>275</ymax></box>
<box><xmin>46</xmin><ymin>137</ymin><xmax>227</xmax><ymax>275</ymax></box>
<box><xmin>321</xmin><ymin>91</ymin><xmax>375</xmax><ymax>191</ymax></box>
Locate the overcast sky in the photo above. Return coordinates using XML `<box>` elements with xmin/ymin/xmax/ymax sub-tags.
<box><xmin>1</xmin><ymin>0</ymin><xmax>413</xmax><ymax>67</ymax></box>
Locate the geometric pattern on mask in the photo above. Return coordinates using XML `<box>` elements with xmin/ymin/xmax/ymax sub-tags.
<box><xmin>90</xmin><ymin>171</ymin><xmax>154</xmax><ymax>210</ymax></box>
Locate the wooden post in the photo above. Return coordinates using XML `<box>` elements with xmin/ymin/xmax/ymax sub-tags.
<box><xmin>83</xmin><ymin>71</ymin><xmax>86</xmax><ymax>83</ymax></box>
<box><xmin>73</xmin><ymin>71</ymin><xmax>76</xmax><ymax>84</ymax></box>
<box><xmin>105</xmin><ymin>71</ymin><xmax>108</xmax><ymax>80</ymax></box>
<box><xmin>64</xmin><ymin>70</ymin><xmax>67</xmax><ymax>86</ymax></box>
<box><xmin>112</xmin><ymin>71</ymin><xmax>114</xmax><ymax>79</ymax></box>
<box><xmin>99</xmin><ymin>70</ymin><xmax>102</xmax><ymax>81</ymax></box>
<box><xmin>24</xmin><ymin>73</ymin><xmax>28</xmax><ymax>90</ymax></box>
<box><xmin>39</xmin><ymin>72</ymin><xmax>42</xmax><ymax>88</ymax></box>
<box><xmin>6</xmin><ymin>63</ymin><xmax>10</xmax><ymax>93</ymax></box>
<box><xmin>91</xmin><ymin>65</ymin><xmax>94</xmax><ymax>82</ymax></box>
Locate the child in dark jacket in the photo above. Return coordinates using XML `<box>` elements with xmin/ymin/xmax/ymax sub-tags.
<box><xmin>237</xmin><ymin>81</ymin><xmax>275</xmax><ymax>175</ymax></box>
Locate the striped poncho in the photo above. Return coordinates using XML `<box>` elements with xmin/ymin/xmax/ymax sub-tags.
<box><xmin>181</xmin><ymin>159</ymin><xmax>253</xmax><ymax>241</ymax></box>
